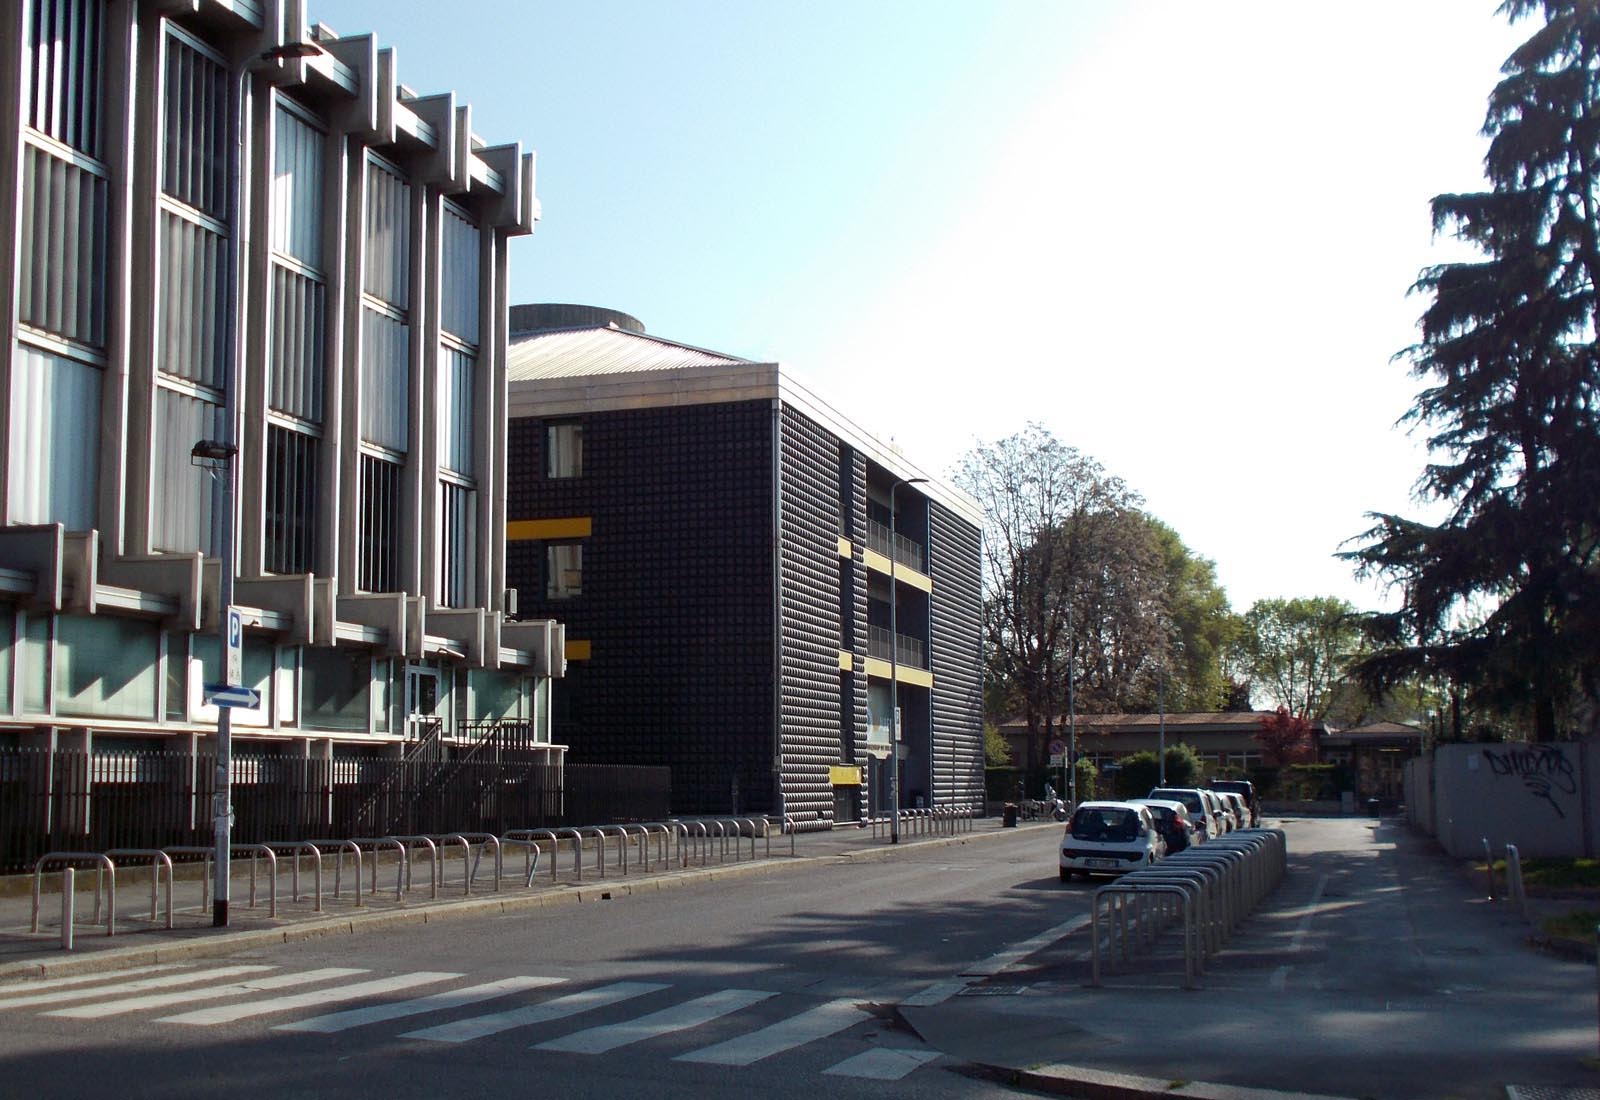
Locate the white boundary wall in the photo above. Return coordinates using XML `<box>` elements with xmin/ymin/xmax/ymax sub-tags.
<box><xmin>1405</xmin><ymin>743</ymin><xmax>1600</xmax><ymax>859</ymax></box>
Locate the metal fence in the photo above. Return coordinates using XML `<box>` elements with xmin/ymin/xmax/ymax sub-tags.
<box><xmin>0</xmin><ymin>747</ymin><xmax>670</xmax><ymax>874</ymax></box>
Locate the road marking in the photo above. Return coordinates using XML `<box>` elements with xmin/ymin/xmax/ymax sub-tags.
<box><xmin>901</xmin><ymin>979</ymin><xmax>970</xmax><ymax>1007</ymax></box>
<box><xmin>535</xmin><ymin>988</ymin><xmax>776</xmax><ymax>1054</ymax></box>
<box><xmin>158</xmin><ymin>972</ymin><xmax>459</xmax><ymax>1025</ymax></box>
<box><xmin>1271</xmin><ymin>872</ymin><xmax>1329</xmax><ymax>991</ymax></box>
<box><xmin>0</xmin><ymin>966</ymin><xmax>275</xmax><ymax>1011</ymax></box>
<box><xmin>0</xmin><ymin>965</ymin><xmax>187</xmax><ymax>995</ymax></box>
<box><xmin>959</xmin><ymin>914</ymin><xmax>1090</xmax><ymax>977</ymax></box>
<box><xmin>275</xmin><ymin>976</ymin><xmax>565</xmax><ymax>1034</ymax></box>
<box><xmin>402</xmin><ymin>981</ymin><xmax>668</xmax><ymax>1044</ymax></box>
<box><xmin>46</xmin><ymin>968</ymin><xmax>367</xmax><ymax>1019</ymax></box>
<box><xmin>823</xmin><ymin>1048</ymin><xmax>941</xmax><ymax>1080</ymax></box>
<box><xmin>674</xmin><ymin>998</ymin><xmax>867</xmax><ymax>1065</ymax></box>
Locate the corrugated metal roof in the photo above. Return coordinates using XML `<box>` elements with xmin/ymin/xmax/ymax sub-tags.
<box><xmin>507</xmin><ymin>325</ymin><xmax>751</xmax><ymax>381</ymax></box>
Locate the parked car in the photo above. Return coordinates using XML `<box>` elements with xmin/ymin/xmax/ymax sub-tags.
<box><xmin>1147</xmin><ymin>787</ymin><xmax>1221</xmax><ymax>842</ymax></box>
<box><xmin>1060</xmin><ymin>801</ymin><xmax>1166</xmax><ymax>881</ymax></box>
<box><xmin>1129</xmin><ymin>797</ymin><xmax>1195</xmax><ymax>854</ymax></box>
<box><xmin>1218</xmin><ymin>791</ymin><xmax>1250</xmax><ymax>830</ymax></box>
<box><xmin>1207</xmin><ymin>789</ymin><xmax>1238</xmax><ymax>834</ymax></box>
<box><xmin>1212</xmin><ymin>779</ymin><xmax>1260</xmax><ymax>827</ymax></box>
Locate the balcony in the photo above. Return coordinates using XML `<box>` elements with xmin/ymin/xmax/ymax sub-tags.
<box><xmin>868</xmin><ymin>625</ymin><xmax>926</xmax><ymax>670</ymax></box>
<box><xmin>866</xmin><ymin>520</ymin><xmax>924</xmax><ymax>573</ymax></box>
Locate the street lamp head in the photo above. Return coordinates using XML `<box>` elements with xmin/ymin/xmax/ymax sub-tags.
<box><xmin>260</xmin><ymin>41</ymin><xmax>325</xmax><ymax>63</ymax></box>
<box><xmin>190</xmin><ymin>439</ymin><xmax>237</xmax><ymax>468</ymax></box>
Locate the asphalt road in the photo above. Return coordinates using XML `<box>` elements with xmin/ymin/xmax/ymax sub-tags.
<box><xmin>0</xmin><ymin>827</ymin><xmax>1077</xmax><ymax>1100</ymax></box>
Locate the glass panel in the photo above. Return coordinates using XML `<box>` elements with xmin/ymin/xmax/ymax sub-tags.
<box><xmin>469</xmin><ymin>669</ymin><xmax>522</xmax><ymax>721</ymax></box>
<box><xmin>157</xmin><ymin>211</ymin><xmax>227</xmax><ymax>389</ymax></box>
<box><xmin>440</xmin><ymin>482</ymin><xmax>476</xmax><ymax>608</ymax></box>
<box><xmin>153</xmin><ymin>386</ymin><xmax>224</xmax><ymax>554</ymax></box>
<box><xmin>363</xmin><ymin>158</ymin><xmax>409</xmax><ymax>308</ymax></box>
<box><xmin>271</xmin><ymin>106</ymin><xmax>323</xmax><ymax>268</ymax></box>
<box><xmin>165</xmin><ymin>631</ymin><xmax>187</xmax><ymax>720</ymax></box>
<box><xmin>437</xmin><ymin>346</ymin><xmax>474</xmax><ymax>475</ymax></box>
<box><xmin>546</xmin><ymin>543</ymin><xmax>582</xmax><ymax>600</ymax></box>
<box><xmin>55</xmin><ymin>614</ymin><xmax>159</xmax><ymax>720</ymax></box>
<box><xmin>546</xmin><ymin>422</ymin><xmax>582</xmax><ymax>478</ymax></box>
<box><xmin>269</xmin><ymin>264</ymin><xmax>325</xmax><ymax>421</ymax></box>
<box><xmin>359</xmin><ymin>454</ymin><xmax>401</xmax><ymax>592</ymax></box>
<box><xmin>8</xmin><ymin>342</ymin><xmax>100</xmax><ymax>528</ymax></box>
<box><xmin>25</xmin><ymin>0</ymin><xmax>104</xmax><ymax>156</ymax></box>
<box><xmin>0</xmin><ymin>605</ymin><xmax>14</xmax><ymax>714</ymax></box>
<box><xmin>439</xmin><ymin>202</ymin><xmax>479</xmax><ymax>344</ymax></box>
<box><xmin>359</xmin><ymin>308</ymin><xmax>408</xmax><ymax>450</ymax></box>
<box><xmin>533</xmin><ymin>678</ymin><xmax>549</xmax><ymax>743</ymax></box>
<box><xmin>161</xmin><ymin>33</ymin><xmax>228</xmax><ymax>216</ymax></box>
<box><xmin>22</xmin><ymin>613</ymin><xmax>49</xmax><ymax>712</ymax></box>
<box><xmin>301</xmin><ymin>647</ymin><xmax>370</xmax><ymax>732</ymax></box>
<box><xmin>265</xmin><ymin>425</ymin><xmax>317</xmax><ymax>574</ymax></box>
<box><xmin>19</xmin><ymin>145</ymin><xmax>108</xmax><ymax>348</ymax></box>
<box><xmin>373</xmin><ymin>658</ymin><xmax>391</xmax><ymax>733</ymax></box>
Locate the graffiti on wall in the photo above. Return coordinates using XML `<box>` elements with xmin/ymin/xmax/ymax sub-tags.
<box><xmin>1482</xmin><ymin>746</ymin><xmax>1578</xmax><ymax>819</ymax></box>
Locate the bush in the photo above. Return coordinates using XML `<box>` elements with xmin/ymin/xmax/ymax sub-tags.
<box><xmin>1113</xmin><ymin>751</ymin><xmax>1161</xmax><ymax>799</ymax></box>
<box><xmin>1075</xmin><ymin>757</ymin><xmax>1097</xmax><ymax>803</ymax></box>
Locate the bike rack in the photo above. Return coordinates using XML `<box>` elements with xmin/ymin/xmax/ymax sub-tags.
<box><xmin>308</xmin><ymin>839</ymin><xmax>365</xmax><ymax>906</ymax></box>
<box><xmin>390</xmin><ymin>835</ymin><xmax>440</xmax><ymax>898</ymax></box>
<box><xmin>458</xmin><ymin>833</ymin><xmax>503</xmax><ymax>892</ymax></box>
<box><xmin>501</xmin><ymin>829</ymin><xmax>550</xmax><ymax>888</ymax></box>
<box><xmin>552</xmin><ymin>828</ymin><xmax>586</xmax><ymax>882</ymax></box>
<box><xmin>31</xmin><ymin>852</ymin><xmax>116</xmax><ymax>939</ymax></box>
<box><xmin>598</xmin><ymin>826</ymin><xmax>630</xmax><ymax>874</ymax></box>
<box><xmin>350</xmin><ymin>837</ymin><xmax>408</xmax><ymax>901</ymax></box>
<box><xmin>429</xmin><ymin>834</ymin><xmax>473</xmax><ymax>896</ymax></box>
<box><xmin>262</xmin><ymin>841</ymin><xmax>323</xmax><ymax>911</ymax></box>
<box><xmin>1092</xmin><ymin>882</ymin><xmax>1199</xmax><ymax>989</ymax></box>
<box><xmin>105</xmin><ymin>848</ymin><xmax>174</xmax><ymax>930</ymax></box>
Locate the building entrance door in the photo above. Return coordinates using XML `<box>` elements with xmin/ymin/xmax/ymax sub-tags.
<box><xmin>405</xmin><ymin>664</ymin><xmax>442</xmax><ymax>739</ymax></box>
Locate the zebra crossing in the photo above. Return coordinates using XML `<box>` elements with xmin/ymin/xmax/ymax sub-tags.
<box><xmin>0</xmin><ymin>963</ymin><xmax>941</xmax><ymax>1080</ymax></box>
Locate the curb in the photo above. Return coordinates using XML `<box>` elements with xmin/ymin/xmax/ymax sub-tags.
<box><xmin>0</xmin><ymin>824</ymin><xmax>1038</xmax><ymax>983</ymax></box>
<box><xmin>969</xmin><ymin>1060</ymin><xmax>1356</xmax><ymax>1100</ymax></box>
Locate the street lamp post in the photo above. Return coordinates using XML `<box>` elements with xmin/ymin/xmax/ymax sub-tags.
<box><xmin>205</xmin><ymin>40</ymin><xmax>324</xmax><ymax>928</ymax></box>
<box><xmin>887</xmin><ymin>476</ymin><xmax>927</xmax><ymax>844</ymax></box>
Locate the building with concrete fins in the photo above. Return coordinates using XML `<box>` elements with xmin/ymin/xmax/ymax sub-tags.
<box><xmin>0</xmin><ymin>2</ymin><xmax>562</xmax><ymax>764</ymax></box>
<box><xmin>504</xmin><ymin>304</ymin><xmax>984</xmax><ymax>825</ymax></box>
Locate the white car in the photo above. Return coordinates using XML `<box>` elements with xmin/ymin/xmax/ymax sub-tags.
<box><xmin>1059</xmin><ymin>801</ymin><xmax>1166</xmax><ymax>881</ymax></box>
<box><xmin>1147</xmin><ymin>787</ymin><xmax>1221</xmax><ymax>842</ymax></box>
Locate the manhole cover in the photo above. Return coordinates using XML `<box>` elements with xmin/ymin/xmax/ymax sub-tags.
<box><xmin>958</xmin><ymin>985</ymin><xmax>1027</xmax><ymax>997</ymax></box>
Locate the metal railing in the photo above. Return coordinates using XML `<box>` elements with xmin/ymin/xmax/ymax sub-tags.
<box><xmin>23</xmin><ymin>812</ymin><xmax>947</xmax><ymax>951</ymax></box>
<box><xmin>1090</xmin><ymin>827</ymin><xmax>1287</xmax><ymax>989</ymax></box>
<box><xmin>866</xmin><ymin>626</ymin><xmax>927</xmax><ymax>670</ymax></box>
<box><xmin>865</xmin><ymin>520</ymin><xmax>924</xmax><ymax>572</ymax></box>
<box><xmin>868</xmin><ymin>806</ymin><xmax>975</xmax><ymax>840</ymax></box>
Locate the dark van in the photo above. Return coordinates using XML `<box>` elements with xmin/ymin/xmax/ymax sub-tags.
<box><xmin>1211</xmin><ymin>779</ymin><xmax>1259</xmax><ymax>827</ymax></box>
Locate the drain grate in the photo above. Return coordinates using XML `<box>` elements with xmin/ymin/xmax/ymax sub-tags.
<box><xmin>957</xmin><ymin>984</ymin><xmax>1028</xmax><ymax>997</ymax></box>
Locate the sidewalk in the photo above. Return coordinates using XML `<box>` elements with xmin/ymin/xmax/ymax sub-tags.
<box><xmin>901</xmin><ymin>816</ymin><xmax>1600</xmax><ymax>1100</ymax></box>
<box><xmin>0</xmin><ymin>816</ymin><xmax>1041</xmax><ymax>981</ymax></box>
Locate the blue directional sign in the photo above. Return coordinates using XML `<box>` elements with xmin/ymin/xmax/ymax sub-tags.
<box><xmin>205</xmin><ymin>684</ymin><xmax>260</xmax><ymax>709</ymax></box>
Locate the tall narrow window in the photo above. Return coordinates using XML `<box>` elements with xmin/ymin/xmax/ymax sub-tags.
<box><xmin>358</xmin><ymin>156</ymin><xmax>411</xmax><ymax>590</ymax></box>
<box><xmin>9</xmin><ymin>0</ymin><xmax>109</xmax><ymax>529</ymax></box>
<box><xmin>264</xmin><ymin>101</ymin><xmax>326</xmax><ymax>574</ymax></box>
<box><xmin>437</xmin><ymin>201</ymin><xmax>479</xmax><ymax>608</ymax></box>
<box><xmin>546</xmin><ymin>422</ymin><xmax>582</xmax><ymax>478</ymax></box>
<box><xmin>152</xmin><ymin>27</ymin><xmax>230</xmax><ymax>553</ymax></box>
<box><xmin>546</xmin><ymin>544</ymin><xmax>582</xmax><ymax>600</ymax></box>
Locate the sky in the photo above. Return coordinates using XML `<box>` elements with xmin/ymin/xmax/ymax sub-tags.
<box><xmin>314</xmin><ymin>0</ymin><xmax>1528</xmax><ymax>614</ymax></box>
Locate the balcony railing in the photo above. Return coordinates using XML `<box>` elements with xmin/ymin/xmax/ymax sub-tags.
<box><xmin>866</xmin><ymin>520</ymin><xmax>924</xmax><ymax>573</ymax></box>
<box><xmin>868</xmin><ymin>625</ymin><xmax>926</xmax><ymax>670</ymax></box>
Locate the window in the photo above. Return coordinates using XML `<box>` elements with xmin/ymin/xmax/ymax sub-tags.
<box><xmin>55</xmin><ymin>614</ymin><xmax>160</xmax><ymax>720</ymax></box>
<box><xmin>0</xmin><ymin>605</ymin><xmax>13</xmax><ymax>714</ymax></box>
<box><xmin>546</xmin><ymin>543</ymin><xmax>582</xmax><ymax>600</ymax></box>
<box><xmin>151</xmin><ymin>29</ymin><xmax>231</xmax><ymax>554</ymax></box>
<box><xmin>359</xmin><ymin>455</ymin><xmax>402</xmax><ymax>592</ymax></box>
<box><xmin>265</xmin><ymin>425</ymin><xmax>317</xmax><ymax>574</ymax></box>
<box><xmin>265</xmin><ymin>101</ymin><xmax>325</xmax><ymax>573</ymax></box>
<box><xmin>546</xmin><ymin>422</ymin><xmax>582</xmax><ymax>478</ymax></box>
<box><xmin>439</xmin><ymin>481</ymin><xmax>476</xmax><ymax>608</ymax></box>
<box><xmin>437</xmin><ymin>201</ymin><xmax>480</xmax><ymax>608</ymax></box>
<box><xmin>12</xmin><ymin>1</ymin><xmax>110</xmax><ymax>531</ymax></box>
<box><xmin>301</xmin><ymin>648</ymin><xmax>370</xmax><ymax>732</ymax></box>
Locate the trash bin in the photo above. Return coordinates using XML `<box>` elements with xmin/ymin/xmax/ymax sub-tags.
<box><xmin>1366</xmin><ymin>798</ymin><xmax>1381</xmax><ymax>819</ymax></box>
<box><xmin>1002</xmin><ymin>803</ymin><xmax>1018</xmax><ymax>828</ymax></box>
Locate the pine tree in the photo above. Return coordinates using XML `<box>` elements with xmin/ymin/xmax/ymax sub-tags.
<box><xmin>1348</xmin><ymin>0</ymin><xmax>1600</xmax><ymax>741</ymax></box>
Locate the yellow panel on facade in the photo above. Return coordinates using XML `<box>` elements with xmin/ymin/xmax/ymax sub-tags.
<box><xmin>838</xmin><ymin>650</ymin><xmax>853</xmax><ymax>671</ymax></box>
<box><xmin>507</xmin><ymin>516</ymin><xmax>592</xmax><ymax>541</ymax></box>
<box><xmin>565</xmin><ymin>639</ymin><xmax>591</xmax><ymax>660</ymax></box>
<box><xmin>829</xmin><ymin>765</ymin><xmax>864</xmax><ymax>786</ymax></box>
<box><xmin>837</xmin><ymin>536</ymin><xmax>852</xmax><ymax>559</ymax></box>
<box><xmin>862</xmin><ymin>549</ymin><xmax>933</xmax><ymax>593</ymax></box>
<box><xmin>864</xmin><ymin>656</ymin><xmax>932</xmax><ymax>689</ymax></box>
